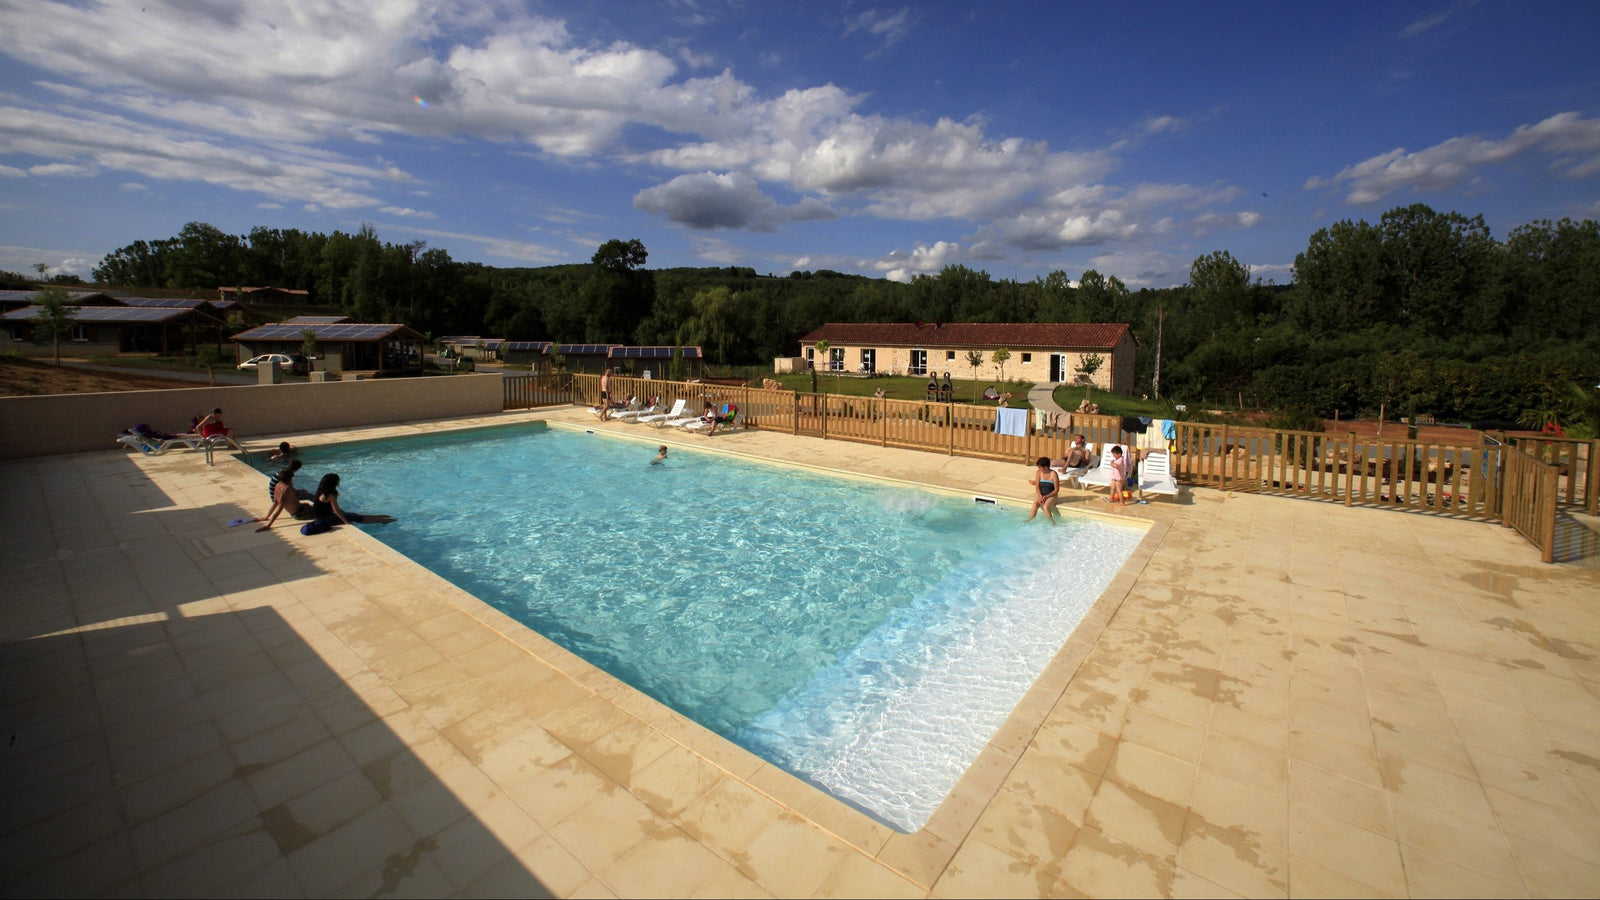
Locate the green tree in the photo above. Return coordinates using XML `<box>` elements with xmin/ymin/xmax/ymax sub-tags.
<box><xmin>300</xmin><ymin>329</ymin><xmax>319</xmax><ymax>370</ymax></box>
<box><xmin>32</xmin><ymin>286</ymin><xmax>76</xmax><ymax>366</ymax></box>
<box><xmin>992</xmin><ymin>348</ymin><xmax>1011</xmax><ymax>383</ymax></box>
<box><xmin>1076</xmin><ymin>352</ymin><xmax>1103</xmax><ymax>402</ymax></box>
<box><xmin>965</xmin><ymin>349</ymin><xmax>984</xmax><ymax>400</ymax></box>
<box><xmin>814</xmin><ymin>339</ymin><xmax>831</xmax><ymax>390</ymax></box>
<box><xmin>1188</xmin><ymin>250</ymin><xmax>1254</xmax><ymax>340</ymax></box>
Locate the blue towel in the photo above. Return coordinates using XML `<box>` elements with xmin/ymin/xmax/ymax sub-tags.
<box><xmin>994</xmin><ymin>407</ymin><xmax>1028</xmax><ymax>437</ymax></box>
<box><xmin>1160</xmin><ymin>418</ymin><xmax>1176</xmax><ymax>440</ymax></box>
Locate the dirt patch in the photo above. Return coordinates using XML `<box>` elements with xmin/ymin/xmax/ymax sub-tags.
<box><xmin>0</xmin><ymin>358</ymin><xmax>204</xmax><ymax>396</ymax></box>
<box><xmin>1322</xmin><ymin>418</ymin><xmax>1484</xmax><ymax>443</ymax></box>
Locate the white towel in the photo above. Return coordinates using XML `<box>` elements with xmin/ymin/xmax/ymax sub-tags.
<box><xmin>994</xmin><ymin>407</ymin><xmax>1028</xmax><ymax>437</ymax></box>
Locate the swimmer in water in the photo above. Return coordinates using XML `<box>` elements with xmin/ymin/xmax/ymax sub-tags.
<box><xmin>652</xmin><ymin>445</ymin><xmax>668</xmax><ymax>464</ymax></box>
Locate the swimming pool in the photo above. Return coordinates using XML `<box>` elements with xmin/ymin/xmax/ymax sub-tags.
<box><xmin>267</xmin><ymin>424</ymin><xmax>1145</xmax><ymax>831</ymax></box>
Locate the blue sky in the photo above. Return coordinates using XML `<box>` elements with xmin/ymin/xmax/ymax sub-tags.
<box><xmin>0</xmin><ymin>1</ymin><xmax>1596</xmax><ymax>289</ymax></box>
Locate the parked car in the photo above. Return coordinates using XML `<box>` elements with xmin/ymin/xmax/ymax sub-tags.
<box><xmin>237</xmin><ymin>353</ymin><xmax>309</xmax><ymax>374</ymax></box>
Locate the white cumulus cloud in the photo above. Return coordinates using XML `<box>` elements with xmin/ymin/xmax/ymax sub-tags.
<box><xmin>1306</xmin><ymin>112</ymin><xmax>1600</xmax><ymax>204</ymax></box>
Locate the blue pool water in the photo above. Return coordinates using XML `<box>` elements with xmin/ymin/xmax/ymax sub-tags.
<box><xmin>264</xmin><ymin>424</ymin><xmax>1145</xmax><ymax>831</ymax></box>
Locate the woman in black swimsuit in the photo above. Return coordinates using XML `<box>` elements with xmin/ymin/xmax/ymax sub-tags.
<box><xmin>1027</xmin><ymin>456</ymin><xmax>1060</xmax><ymax>523</ymax></box>
<box><xmin>300</xmin><ymin>473</ymin><xmax>396</xmax><ymax>535</ymax></box>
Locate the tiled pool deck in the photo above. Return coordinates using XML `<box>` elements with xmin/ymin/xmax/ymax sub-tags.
<box><xmin>3</xmin><ymin>407</ymin><xmax>1599</xmax><ymax>898</ymax></box>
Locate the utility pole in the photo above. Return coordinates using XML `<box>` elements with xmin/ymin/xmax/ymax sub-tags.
<box><xmin>1153</xmin><ymin>304</ymin><xmax>1164</xmax><ymax>400</ymax></box>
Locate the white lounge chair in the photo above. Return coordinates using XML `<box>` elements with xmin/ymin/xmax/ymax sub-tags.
<box><xmin>636</xmin><ymin>398</ymin><xmax>687</xmax><ymax>426</ymax></box>
<box><xmin>684</xmin><ymin>406</ymin><xmax>741</xmax><ymax>434</ymax></box>
<box><xmin>116</xmin><ymin>431</ymin><xmax>205</xmax><ymax>455</ymax></box>
<box><xmin>1137</xmin><ymin>450</ymin><xmax>1180</xmax><ymax>500</ymax></box>
<box><xmin>663</xmin><ymin>404</ymin><xmax>713</xmax><ymax>428</ymax></box>
<box><xmin>613</xmin><ymin>397</ymin><xmax>661</xmax><ymax>422</ymax></box>
<box><xmin>590</xmin><ymin>396</ymin><xmax>639</xmax><ymax>420</ymax></box>
<box><xmin>1076</xmin><ymin>443</ymin><xmax>1129</xmax><ymax>492</ymax></box>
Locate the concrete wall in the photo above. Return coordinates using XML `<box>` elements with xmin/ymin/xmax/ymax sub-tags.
<box><xmin>0</xmin><ymin>373</ymin><xmax>507</xmax><ymax>459</ymax></box>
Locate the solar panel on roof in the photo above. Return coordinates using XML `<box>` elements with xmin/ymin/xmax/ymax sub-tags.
<box><xmin>282</xmin><ymin>316</ymin><xmax>348</xmax><ymax>324</ymax></box>
<box><xmin>3</xmin><ymin>306</ymin><xmax>190</xmax><ymax>323</ymax></box>
<box><xmin>113</xmin><ymin>297</ymin><xmax>204</xmax><ymax>308</ymax></box>
<box><xmin>502</xmin><ymin>341</ymin><xmax>550</xmax><ymax>351</ymax></box>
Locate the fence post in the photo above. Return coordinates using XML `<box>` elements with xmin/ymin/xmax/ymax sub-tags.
<box><xmin>821</xmin><ymin>392</ymin><xmax>828</xmax><ymax>440</ymax></box>
<box><xmin>881</xmin><ymin>400</ymin><xmax>887</xmax><ymax>447</ymax></box>
<box><xmin>1588</xmin><ymin>439</ymin><xmax>1599</xmax><ymax>516</ymax></box>
<box><xmin>1220</xmin><ymin>424</ymin><xmax>1231</xmax><ymax>491</ymax></box>
<box><xmin>793</xmin><ymin>391</ymin><xmax>799</xmax><ymax>436</ymax></box>
<box><xmin>949</xmin><ymin>401</ymin><xmax>956</xmax><ymax>456</ymax></box>
<box><xmin>1543</xmin><ymin>463</ymin><xmax>1558</xmax><ymax>562</ymax></box>
<box><xmin>1346</xmin><ymin>431</ymin><xmax>1357</xmax><ymax>507</ymax></box>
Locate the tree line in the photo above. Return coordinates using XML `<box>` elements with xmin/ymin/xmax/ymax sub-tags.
<box><xmin>77</xmin><ymin>203</ymin><xmax>1600</xmax><ymax>426</ymax></box>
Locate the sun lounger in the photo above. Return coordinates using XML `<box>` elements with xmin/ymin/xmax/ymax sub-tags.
<box><xmin>636</xmin><ymin>398</ymin><xmax>687</xmax><ymax>426</ymax></box>
<box><xmin>1076</xmin><ymin>443</ymin><xmax>1128</xmax><ymax>492</ymax></box>
<box><xmin>1137</xmin><ymin>450</ymin><xmax>1179</xmax><ymax>499</ymax></box>
<box><xmin>117</xmin><ymin>431</ymin><xmax>205</xmax><ymax>454</ymax></box>
<box><xmin>613</xmin><ymin>397</ymin><xmax>661</xmax><ymax>421</ymax></box>
<box><xmin>590</xmin><ymin>396</ymin><xmax>640</xmax><ymax>419</ymax></box>
<box><xmin>684</xmin><ymin>406</ymin><xmax>741</xmax><ymax>434</ymax></box>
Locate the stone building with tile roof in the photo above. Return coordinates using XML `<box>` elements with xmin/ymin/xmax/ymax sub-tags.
<box><xmin>798</xmin><ymin>322</ymin><xmax>1137</xmax><ymax>392</ymax></box>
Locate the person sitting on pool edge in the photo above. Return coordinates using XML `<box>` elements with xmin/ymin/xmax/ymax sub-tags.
<box><xmin>300</xmin><ymin>473</ymin><xmax>396</xmax><ymax>535</ymax></box>
<box><xmin>1027</xmin><ymin>456</ymin><xmax>1059</xmax><ymax>524</ymax></box>
<box><xmin>257</xmin><ymin>460</ymin><xmax>312</xmax><ymax>531</ymax></box>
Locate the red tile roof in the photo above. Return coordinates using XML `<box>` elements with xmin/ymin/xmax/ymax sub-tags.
<box><xmin>799</xmin><ymin>322</ymin><xmax>1131</xmax><ymax>349</ymax></box>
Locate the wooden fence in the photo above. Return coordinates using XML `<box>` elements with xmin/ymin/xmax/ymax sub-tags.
<box><xmin>1501</xmin><ymin>444</ymin><xmax>1562</xmax><ymax>563</ymax></box>
<box><xmin>557</xmin><ymin>373</ymin><xmax>1596</xmax><ymax>561</ymax></box>
<box><xmin>503</xmin><ymin>373</ymin><xmax>573</xmax><ymax>410</ymax></box>
<box><xmin>1172</xmin><ymin>424</ymin><xmax>1507</xmax><ymax>519</ymax></box>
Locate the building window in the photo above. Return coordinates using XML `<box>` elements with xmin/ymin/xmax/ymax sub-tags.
<box><xmin>1021</xmin><ymin>353</ymin><xmax>1032</xmax><ymax>363</ymax></box>
<box><xmin>909</xmin><ymin>349</ymin><xmax>927</xmax><ymax>376</ymax></box>
<box><xmin>71</xmin><ymin>325</ymin><xmax>89</xmax><ymax>342</ymax></box>
<box><xmin>829</xmin><ymin>346</ymin><xmax>844</xmax><ymax>371</ymax></box>
<box><xmin>859</xmin><ymin>348</ymin><xmax>875</xmax><ymax>373</ymax></box>
<box><xmin>805</xmin><ymin>346</ymin><xmax>814</xmax><ymax>362</ymax></box>
<box><xmin>946</xmin><ymin>350</ymin><xmax>956</xmax><ymax>361</ymax></box>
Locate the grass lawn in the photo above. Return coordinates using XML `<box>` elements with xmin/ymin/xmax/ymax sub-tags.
<box><xmin>1051</xmin><ymin>385</ymin><xmax>1179</xmax><ymax>418</ymax></box>
<box><xmin>766</xmin><ymin>372</ymin><xmax>1036</xmax><ymax>409</ymax></box>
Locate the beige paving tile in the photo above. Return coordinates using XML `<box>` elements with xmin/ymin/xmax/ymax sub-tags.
<box><xmin>627</xmin><ymin>742</ymin><xmax>725</xmax><ymax>820</ymax></box>
<box><xmin>1287</xmin><ymin>854</ymin><xmax>1404</xmax><ymax>897</ymax></box>
<box><xmin>1485</xmin><ymin>786</ymin><xmax>1600</xmax><ymax>866</ymax></box>
<box><xmin>1289</xmin><ymin>730</ymin><xmax>1381</xmax><ymax>787</ymax></box>
<box><xmin>874</xmin><ymin>828</ymin><xmax>958</xmax><ymax>889</ymax></box>
<box><xmin>1287</xmin><ymin>803</ymin><xmax>1406</xmax><ymax>896</ymax></box>
<box><xmin>734</xmin><ymin>811</ymin><xmax>852</xmax><ymax>898</ymax></box>
<box><xmin>1175</xmin><ymin>813</ymin><xmax>1289</xmax><ymax>899</ymax></box>
<box><xmin>550</xmin><ymin>784</ymin><xmax>671</xmax><ymax>873</ymax></box>
<box><xmin>933</xmin><ymin>837</ymin><xmax>1058</xmax><ymax>899</ymax></box>
<box><xmin>676</xmin><ymin>776</ymin><xmax>783</xmax><ymax>858</ymax></box>
<box><xmin>597</xmin><ymin>825</ymin><xmax>727</xmax><ymax>899</ymax></box>
<box><xmin>1058</xmin><ymin>825</ymin><xmax>1177</xmax><ymax>897</ymax></box>
<box><xmin>1400</xmin><ymin>842</ymin><xmax>1527</xmax><ymax>898</ymax></box>
<box><xmin>967</xmin><ymin>785</ymin><xmax>1079</xmax><ymax>869</ymax></box>
<box><xmin>1287</xmin><ymin>758</ymin><xmax>1389</xmax><ymax>836</ymax></box>
<box><xmin>1199</xmin><ymin>731</ymin><xmax>1287</xmax><ymax>795</ymax></box>
<box><xmin>1120</xmin><ymin>705</ymin><xmax>1206</xmax><ymax>764</ymax></box>
<box><xmin>1187</xmin><ymin>767</ymin><xmax>1289</xmax><ymax>850</ymax></box>
<box><xmin>1083</xmin><ymin>778</ymin><xmax>1187</xmax><ymax>860</ymax></box>
<box><xmin>812</xmin><ymin>850</ymin><xmax>925</xmax><ymax>899</ymax></box>
<box><xmin>1505</xmin><ymin>833</ymin><xmax>1600</xmax><ymax>899</ymax></box>
<box><xmin>1390</xmin><ymin>794</ymin><xmax>1522</xmax><ymax>886</ymax></box>
<box><xmin>1027</xmin><ymin>717</ymin><xmax>1117</xmax><ymax>776</ymax></box>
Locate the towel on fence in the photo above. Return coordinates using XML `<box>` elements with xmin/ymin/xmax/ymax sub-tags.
<box><xmin>1121</xmin><ymin>416</ymin><xmax>1148</xmax><ymax>434</ymax></box>
<box><xmin>1160</xmin><ymin>418</ymin><xmax>1176</xmax><ymax>440</ymax></box>
<box><xmin>994</xmin><ymin>407</ymin><xmax>1029</xmax><ymax>437</ymax></box>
